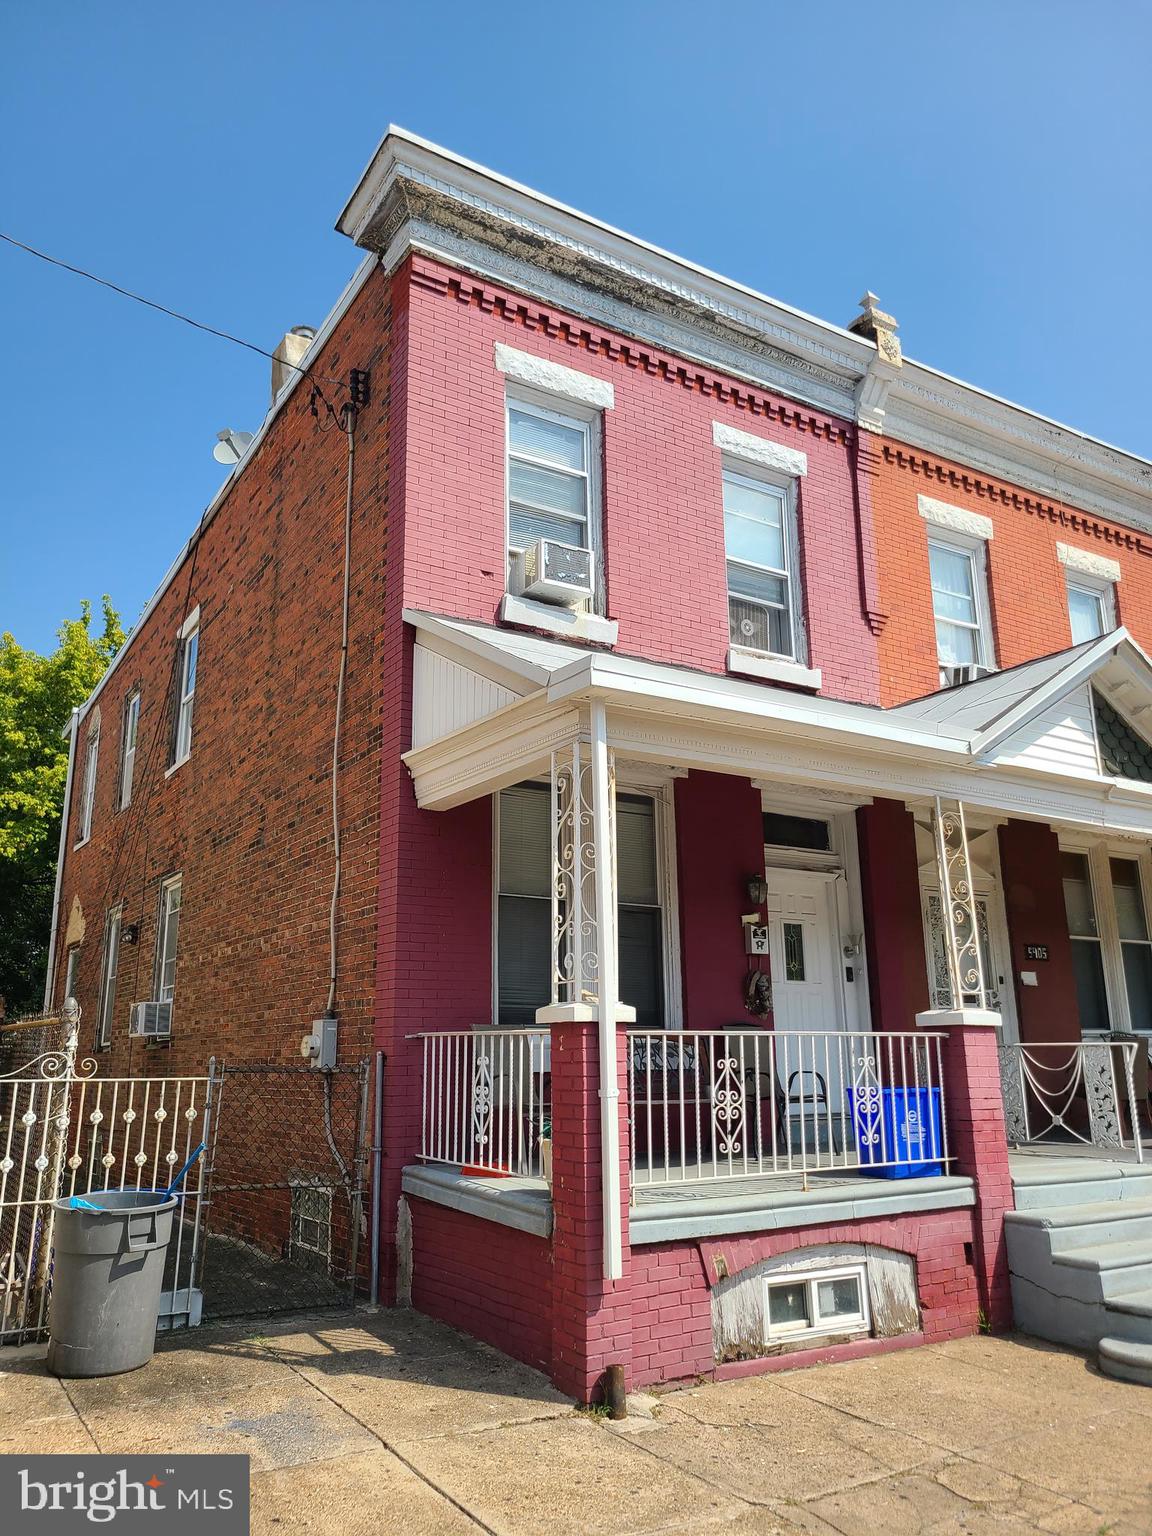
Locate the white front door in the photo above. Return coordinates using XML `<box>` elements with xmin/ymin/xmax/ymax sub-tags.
<box><xmin>764</xmin><ymin>868</ymin><xmax>843</xmax><ymax>1035</ymax></box>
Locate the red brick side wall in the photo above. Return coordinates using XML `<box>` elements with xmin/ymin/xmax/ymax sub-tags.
<box><xmin>872</xmin><ymin>439</ymin><xmax>1152</xmax><ymax>705</ymax></box>
<box><xmin>407</xmin><ymin>1196</ymin><xmax>553</xmax><ymax>1375</ymax></box>
<box><xmin>52</xmin><ymin>266</ymin><xmax>394</xmax><ymax>1075</ymax></box>
<box><xmin>399</xmin><ymin>256</ymin><xmax>880</xmax><ymax>704</ymax></box>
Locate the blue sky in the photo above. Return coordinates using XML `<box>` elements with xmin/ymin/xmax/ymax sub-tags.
<box><xmin>2</xmin><ymin>1</ymin><xmax>1149</xmax><ymax>653</ymax></box>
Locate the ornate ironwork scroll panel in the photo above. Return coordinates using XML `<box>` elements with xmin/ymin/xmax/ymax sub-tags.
<box><xmin>932</xmin><ymin>798</ymin><xmax>988</xmax><ymax>1010</ymax></box>
<box><xmin>550</xmin><ymin>739</ymin><xmax>615</xmax><ymax>1008</ymax></box>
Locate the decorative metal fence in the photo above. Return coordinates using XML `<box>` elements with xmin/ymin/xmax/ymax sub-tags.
<box><xmin>627</xmin><ymin>1029</ymin><xmax>951</xmax><ymax>1189</ymax></box>
<box><xmin>414</xmin><ymin>1030</ymin><xmax>550</xmax><ymax>1178</ymax></box>
<box><xmin>0</xmin><ymin>1017</ymin><xmax>210</xmax><ymax>1345</ymax></box>
<box><xmin>999</xmin><ymin>1039</ymin><xmax>1144</xmax><ymax>1159</ymax></box>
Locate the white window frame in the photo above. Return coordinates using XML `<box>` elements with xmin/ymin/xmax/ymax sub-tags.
<box><xmin>76</xmin><ymin>716</ymin><xmax>100</xmax><ymax>846</ymax></box>
<box><xmin>96</xmin><ymin>905</ymin><xmax>122</xmax><ymax>1048</ymax></box>
<box><xmin>154</xmin><ymin>875</ymin><xmax>182</xmax><ymax>1005</ymax></box>
<box><xmin>169</xmin><ymin>609</ymin><xmax>200</xmax><ymax>773</ymax></box>
<box><xmin>63</xmin><ymin>945</ymin><xmax>80</xmax><ymax>1003</ymax></box>
<box><xmin>722</xmin><ymin>460</ymin><xmax>805</xmax><ymax>665</ymax></box>
<box><xmin>1065</xmin><ymin>575</ymin><xmax>1116</xmax><ymax>645</ymax></box>
<box><xmin>119</xmin><ymin>691</ymin><xmax>140</xmax><ymax>809</ymax></box>
<box><xmin>927</xmin><ymin>532</ymin><xmax>995</xmax><ymax>678</ymax></box>
<box><xmin>1060</xmin><ymin>836</ymin><xmax>1152</xmax><ymax>1035</ymax></box>
<box><xmin>491</xmin><ymin>773</ymin><xmax>682</xmax><ymax>1029</ymax></box>
<box><xmin>763</xmin><ymin>1264</ymin><xmax>871</xmax><ymax>1343</ymax></box>
<box><xmin>504</xmin><ymin>389</ymin><xmax>604</xmax><ymax>614</ymax></box>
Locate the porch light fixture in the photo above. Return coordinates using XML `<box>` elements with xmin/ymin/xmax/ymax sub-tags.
<box><xmin>747</xmin><ymin>876</ymin><xmax>769</xmax><ymax>906</ymax></box>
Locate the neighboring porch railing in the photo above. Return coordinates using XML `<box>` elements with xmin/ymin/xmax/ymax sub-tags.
<box><xmin>414</xmin><ymin>1030</ymin><xmax>550</xmax><ymax>1179</ymax></box>
<box><xmin>627</xmin><ymin>1029</ymin><xmax>950</xmax><ymax>1188</ymax></box>
<box><xmin>999</xmin><ymin>1039</ymin><xmax>1145</xmax><ymax>1160</ymax></box>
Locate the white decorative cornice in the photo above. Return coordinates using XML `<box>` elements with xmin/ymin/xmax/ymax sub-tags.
<box><xmin>1057</xmin><ymin>542</ymin><xmax>1122</xmax><ymax>583</ymax></box>
<box><xmin>713</xmin><ymin>421</ymin><xmax>807</xmax><ymax>477</ymax></box>
<box><xmin>917</xmin><ymin>496</ymin><xmax>994</xmax><ymax>542</ymax></box>
<box><xmin>495</xmin><ymin>342</ymin><xmax>614</xmax><ymax>410</ymax></box>
<box><xmin>339</xmin><ymin>130</ymin><xmax>1152</xmax><ymax>541</ymax></box>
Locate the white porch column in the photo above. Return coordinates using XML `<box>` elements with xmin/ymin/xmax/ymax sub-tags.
<box><xmin>536</xmin><ymin>704</ymin><xmax>632</xmax><ymax>1280</ymax></box>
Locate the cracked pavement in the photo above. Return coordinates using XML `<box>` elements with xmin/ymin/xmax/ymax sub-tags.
<box><xmin>2</xmin><ymin>1308</ymin><xmax>1150</xmax><ymax>1534</ymax></box>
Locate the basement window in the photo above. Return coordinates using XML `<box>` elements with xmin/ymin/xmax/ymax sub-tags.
<box><xmin>764</xmin><ymin>1265</ymin><xmax>869</xmax><ymax>1343</ymax></box>
<box><xmin>290</xmin><ymin>1184</ymin><xmax>333</xmax><ymax>1265</ymax></box>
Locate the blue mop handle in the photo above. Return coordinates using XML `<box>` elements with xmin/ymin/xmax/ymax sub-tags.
<box><xmin>164</xmin><ymin>1141</ymin><xmax>206</xmax><ymax>1196</ymax></box>
<box><xmin>66</xmin><ymin>1141</ymin><xmax>206</xmax><ymax>1212</ymax></box>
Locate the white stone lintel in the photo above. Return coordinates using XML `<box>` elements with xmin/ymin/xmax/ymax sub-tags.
<box><xmin>495</xmin><ymin>342</ymin><xmax>614</xmax><ymax>410</ymax></box>
<box><xmin>917</xmin><ymin>496</ymin><xmax>994</xmax><ymax>542</ymax></box>
<box><xmin>1057</xmin><ymin>542</ymin><xmax>1122</xmax><ymax>584</ymax></box>
<box><xmin>713</xmin><ymin>421</ymin><xmax>807</xmax><ymax>478</ymax></box>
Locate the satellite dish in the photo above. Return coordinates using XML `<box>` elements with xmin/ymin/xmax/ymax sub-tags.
<box><xmin>213</xmin><ymin>428</ymin><xmax>254</xmax><ymax>465</ymax></box>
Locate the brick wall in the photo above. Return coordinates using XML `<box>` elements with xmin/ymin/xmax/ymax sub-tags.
<box><xmin>872</xmin><ymin>438</ymin><xmax>1152</xmax><ymax>705</ymax></box>
<box><xmin>52</xmin><ymin>266</ymin><xmax>394</xmax><ymax>1077</ymax></box>
<box><xmin>407</xmin><ymin>1196</ymin><xmax>553</xmax><ymax>1374</ymax></box>
<box><xmin>399</xmin><ymin>256</ymin><xmax>880</xmax><ymax>704</ymax></box>
<box><xmin>628</xmin><ymin>1206</ymin><xmax>980</xmax><ymax>1388</ymax></box>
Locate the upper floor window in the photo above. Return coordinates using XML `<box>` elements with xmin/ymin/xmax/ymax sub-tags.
<box><xmin>171</xmin><ymin>611</ymin><xmax>199</xmax><ymax>768</ymax></box>
<box><xmin>155</xmin><ymin>876</ymin><xmax>182</xmax><ymax>1004</ymax></box>
<box><xmin>97</xmin><ymin>905</ymin><xmax>122</xmax><ymax>1048</ymax></box>
<box><xmin>119</xmin><ymin>690</ymin><xmax>140</xmax><ymax>808</ymax></box>
<box><xmin>1067</xmin><ymin>579</ymin><xmax>1114</xmax><ymax>645</ymax></box>
<box><xmin>77</xmin><ymin>713</ymin><xmax>100</xmax><ymax>844</ymax></box>
<box><xmin>928</xmin><ymin>536</ymin><xmax>993</xmax><ymax>678</ymax></box>
<box><xmin>505</xmin><ymin>395</ymin><xmax>602</xmax><ymax>611</ymax></box>
<box><xmin>1057</xmin><ymin>543</ymin><xmax>1119</xmax><ymax>647</ymax></box>
<box><xmin>724</xmin><ymin>467</ymin><xmax>801</xmax><ymax>661</ymax></box>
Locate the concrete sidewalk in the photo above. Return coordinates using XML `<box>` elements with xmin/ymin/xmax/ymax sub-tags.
<box><xmin>2</xmin><ymin>1309</ymin><xmax>1150</xmax><ymax>1534</ymax></box>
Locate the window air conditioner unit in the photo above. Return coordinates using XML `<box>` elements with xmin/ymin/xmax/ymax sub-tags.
<box><xmin>129</xmin><ymin>1000</ymin><xmax>173</xmax><ymax>1039</ymax></box>
<box><xmin>516</xmin><ymin>539</ymin><xmax>594</xmax><ymax>607</ymax></box>
<box><xmin>942</xmin><ymin>663</ymin><xmax>993</xmax><ymax>688</ymax></box>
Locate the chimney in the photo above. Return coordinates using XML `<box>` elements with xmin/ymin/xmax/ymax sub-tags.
<box><xmin>848</xmin><ymin>292</ymin><xmax>901</xmax><ymax>366</ymax></box>
<box><xmin>271</xmin><ymin>325</ymin><xmax>317</xmax><ymax>404</ymax></box>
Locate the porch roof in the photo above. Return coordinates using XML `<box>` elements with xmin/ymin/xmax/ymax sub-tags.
<box><xmin>402</xmin><ymin>609</ymin><xmax>1152</xmax><ymax>835</ymax></box>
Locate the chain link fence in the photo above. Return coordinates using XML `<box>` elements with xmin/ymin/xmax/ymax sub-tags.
<box><xmin>197</xmin><ymin>1061</ymin><xmax>371</xmax><ymax>1321</ymax></box>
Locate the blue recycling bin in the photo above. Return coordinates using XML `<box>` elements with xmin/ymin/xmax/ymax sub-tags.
<box><xmin>847</xmin><ymin>1085</ymin><xmax>943</xmax><ymax>1179</ymax></box>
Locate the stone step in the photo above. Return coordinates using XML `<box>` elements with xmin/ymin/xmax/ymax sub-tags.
<box><xmin>1098</xmin><ymin>1335</ymin><xmax>1152</xmax><ymax>1387</ymax></box>
<box><xmin>1010</xmin><ymin>1161</ymin><xmax>1152</xmax><ymax>1211</ymax></box>
<box><xmin>1052</xmin><ymin>1239</ymin><xmax>1152</xmax><ymax>1301</ymax></box>
<box><xmin>1006</xmin><ymin>1198</ymin><xmax>1152</xmax><ymax>1250</ymax></box>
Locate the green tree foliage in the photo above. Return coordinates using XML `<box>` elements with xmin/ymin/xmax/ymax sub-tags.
<box><xmin>0</xmin><ymin>599</ymin><xmax>125</xmax><ymax>1015</ymax></box>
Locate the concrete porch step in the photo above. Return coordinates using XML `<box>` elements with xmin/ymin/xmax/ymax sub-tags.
<box><xmin>1005</xmin><ymin>1198</ymin><xmax>1152</xmax><ymax>1250</ymax></box>
<box><xmin>1052</xmin><ymin>1238</ymin><xmax>1152</xmax><ymax>1301</ymax></box>
<box><xmin>1098</xmin><ymin>1335</ymin><xmax>1152</xmax><ymax>1387</ymax></box>
<box><xmin>1010</xmin><ymin>1159</ymin><xmax>1152</xmax><ymax>1211</ymax></box>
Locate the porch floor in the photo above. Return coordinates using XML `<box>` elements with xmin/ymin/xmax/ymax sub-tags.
<box><xmin>403</xmin><ymin>1162</ymin><xmax>976</xmax><ymax>1247</ymax></box>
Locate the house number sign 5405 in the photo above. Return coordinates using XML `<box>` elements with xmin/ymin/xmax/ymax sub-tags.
<box><xmin>1024</xmin><ymin>945</ymin><xmax>1049</xmax><ymax>961</ymax></box>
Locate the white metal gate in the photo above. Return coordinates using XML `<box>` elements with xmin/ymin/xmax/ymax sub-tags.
<box><xmin>0</xmin><ymin>1014</ymin><xmax>211</xmax><ymax>1345</ymax></box>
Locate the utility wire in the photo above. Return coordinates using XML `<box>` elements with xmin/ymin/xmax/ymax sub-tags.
<box><xmin>0</xmin><ymin>230</ymin><xmax>348</xmax><ymax>392</ymax></box>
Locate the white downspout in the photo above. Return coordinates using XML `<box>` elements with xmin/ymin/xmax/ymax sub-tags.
<box><xmin>589</xmin><ymin>700</ymin><xmax>623</xmax><ymax>1280</ymax></box>
<box><xmin>43</xmin><ymin>707</ymin><xmax>80</xmax><ymax>1011</ymax></box>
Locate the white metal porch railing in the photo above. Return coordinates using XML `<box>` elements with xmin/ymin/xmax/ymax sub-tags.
<box><xmin>414</xmin><ymin>1030</ymin><xmax>550</xmax><ymax>1179</ymax></box>
<box><xmin>999</xmin><ymin>1039</ymin><xmax>1145</xmax><ymax>1159</ymax></box>
<box><xmin>627</xmin><ymin>1029</ymin><xmax>950</xmax><ymax>1188</ymax></box>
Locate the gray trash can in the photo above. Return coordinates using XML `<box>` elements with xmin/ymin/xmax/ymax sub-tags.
<box><xmin>47</xmin><ymin>1190</ymin><xmax>178</xmax><ymax>1378</ymax></box>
